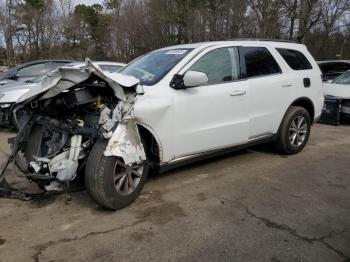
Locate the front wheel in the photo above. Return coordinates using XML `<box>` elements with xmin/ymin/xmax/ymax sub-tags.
<box><xmin>85</xmin><ymin>140</ymin><xmax>149</xmax><ymax>210</ymax></box>
<box><xmin>275</xmin><ymin>106</ymin><xmax>311</xmax><ymax>155</ymax></box>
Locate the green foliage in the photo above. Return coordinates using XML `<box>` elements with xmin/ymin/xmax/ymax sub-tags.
<box><xmin>73</xmin><ymin>4</ymin><xmax>113</xmax><ymax>59</ymax></box>
<box><xmin>104</xmin><ymin>0</ymin><xmax>122</xmax><ymax>12</ymax></box>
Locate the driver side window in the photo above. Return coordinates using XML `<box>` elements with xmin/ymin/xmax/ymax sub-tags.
<box><xmin>188</xmin><ymin>47</ymin><xmax>240</xmax><ymax>85</ymax></box>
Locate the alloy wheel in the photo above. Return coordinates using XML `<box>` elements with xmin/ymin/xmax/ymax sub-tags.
<box><xmin>113</xmin><ymin>159</ymin><xmax>144</xmax><ymax>196</ymax></box>
<box><xmin>289</xmin><ymin>116</ymin><xmax>308</xmax><ymax>147</ymax></box>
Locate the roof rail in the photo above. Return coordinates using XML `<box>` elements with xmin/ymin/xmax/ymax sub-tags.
<box><xmin>229</xmin><ymin>38</ymin><xmax>296</xmax><ymax>43</ymax></box>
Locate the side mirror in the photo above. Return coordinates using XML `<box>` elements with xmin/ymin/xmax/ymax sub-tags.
<box><xmin>183</xmin><ymin>71</ymin><xmax>209</xmax><ymax>87</ymax></box>
<box><xmin>170</xmin><ymin>71</ymin><xmax>208</xmax><ymax>89</ymax></box>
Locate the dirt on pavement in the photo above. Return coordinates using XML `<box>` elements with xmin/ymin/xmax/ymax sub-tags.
<box><xmin>0</xmin><ymin>124</ymin><xmax>349</xmax><ymax>262</ymax></box>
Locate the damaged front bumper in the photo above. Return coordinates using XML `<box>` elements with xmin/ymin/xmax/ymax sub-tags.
<box><xmin>5</xmin><ymin>60</ymin><xmax>147</xmax><ymax>191</ymax></box>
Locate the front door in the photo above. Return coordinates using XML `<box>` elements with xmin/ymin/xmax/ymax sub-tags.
<box><xmin>172</xmin><ymin>45</ymin><xmax>249</xmax><ymax>158</ymax></box>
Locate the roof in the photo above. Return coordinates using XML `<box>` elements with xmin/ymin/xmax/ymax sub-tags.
<box><xmin>16</xmin><ymin>59</ymin><xmax>75</xmax><ymax>67</ymax></box>
<box><xmin>159</xmin><ymin>40</ymin><xmax>306</xmax><ymax>51</ymax></box>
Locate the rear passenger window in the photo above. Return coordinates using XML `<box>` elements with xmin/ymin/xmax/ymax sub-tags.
<box><xmin>277</xmin><ymin>48</ymin><xmax>313</xmax><ymax>70</ymax></box>
<box><xmin>242</xmin><ymin>47</ymin><xmax>281</xmax><ymax>78</ymax></box>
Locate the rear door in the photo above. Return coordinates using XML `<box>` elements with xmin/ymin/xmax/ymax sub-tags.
<box><xmin>276</xmin><ymin>47</ymin><xmax>324</xmax><ymax>120</ymax></box>
<box><xmin>240</xmin><ymin>46</ymin><xmax>290</xmax><ymax>139</ymax></box>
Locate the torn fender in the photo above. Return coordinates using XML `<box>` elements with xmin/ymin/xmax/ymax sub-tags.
<box><xmin>104</xmin><ymin>119</ymin><xmax>146</xmax><ymax>165</ymax></box>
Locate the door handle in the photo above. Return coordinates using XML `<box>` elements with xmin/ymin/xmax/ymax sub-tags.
<box><xmin>230</xmin><ymin>90</ymin><xmax>246</xmax><ymax>96</ymax></box>
<box><xmin>282</xmin><ymin>84</ymin><xmax>293</xmax><ymax>87</ymax></box>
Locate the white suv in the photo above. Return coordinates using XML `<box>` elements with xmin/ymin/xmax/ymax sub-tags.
<box><xmin>9</xmin><ymin>40</ymin><xmax>324</xmax><ymax>210</ymax></box>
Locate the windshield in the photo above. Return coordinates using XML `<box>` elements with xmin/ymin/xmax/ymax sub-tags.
<box><xmin>333</xmin><ymin>71</ymin><xmax>350</xmax><ymax>85</ymax></box>
<box><xmin>120</xmin><ymin>48</ymin><xmax>194</xmax><ymax>86</ymax></box>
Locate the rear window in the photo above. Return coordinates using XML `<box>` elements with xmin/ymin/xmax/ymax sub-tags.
<box><xmin>241</xmin><ymin>47</ymin><xmax>281</xmax><ymax>78</ymax></box>
<box><xmin>277</xmin><ymin>48</ymin><xmax>312</xmax><ymax>70</ymax></box>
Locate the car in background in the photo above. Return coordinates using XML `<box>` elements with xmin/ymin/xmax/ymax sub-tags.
<box><xmin>0</xmin><ymin>61</ymin><xmax>126</xmax><ymax>127</ymax></box>
<box><xmin>0</xmin><ymin>60</ymin><xmax>73</xmax><ymax>86</ymax></box>
<box><xmin>318</xmin><ymin>60</ymin><xmax>350</xmax><ymax>82</ymax></box>
<box><xmin>323</xmin><ymin>70</ymin><xmax>350</xmax><ymax>117</ymax></box>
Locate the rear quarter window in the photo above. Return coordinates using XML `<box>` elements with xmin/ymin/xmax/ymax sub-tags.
<box><xmin>277</xmin><ymin>48</ymin><xmax>313</xmax><ymax>70</ymax></box>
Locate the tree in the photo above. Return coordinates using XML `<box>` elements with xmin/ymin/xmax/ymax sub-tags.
<box><xmin>298</xmin><ymin>0</ymin><xmax>322</xmax><ymax>43</ymax></box>
<box><xmin>1</xmin><ymin>0</ymin><xmax>350</xmax><ymax>64</ymax></box>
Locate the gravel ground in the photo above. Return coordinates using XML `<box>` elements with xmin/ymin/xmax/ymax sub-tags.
<box><xmin>0</xmin><ymin>123</ymin><xmax>349</xmax><ymax>262</ymax></box>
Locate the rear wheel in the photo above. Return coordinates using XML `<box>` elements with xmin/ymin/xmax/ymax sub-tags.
<box><xmin>275</xmin><ymin>106</ymin><xmax>311</xmax><ymax>155</ymax></box>
<box><xmin>85</xmin><ymin>139</ymin><xmax>149</xmax><ymax>210</ymax></box>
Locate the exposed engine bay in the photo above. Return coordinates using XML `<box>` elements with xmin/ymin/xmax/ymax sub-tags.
<box><xmin>1</xmin><ymin>60</ymin><xmax>147</xmax><ymax>196</ymax></box>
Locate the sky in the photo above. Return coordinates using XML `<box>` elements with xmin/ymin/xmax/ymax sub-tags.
<box><xmin>75</xmin><ymin>0</ymin><xmax>103</xmax><ymax>5</ymax></box>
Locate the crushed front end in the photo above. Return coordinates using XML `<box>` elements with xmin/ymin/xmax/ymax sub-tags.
<box><xmin>3</xmin><ymin>60</ymin><xmax>147</xmax><ymax>204</ymax></box>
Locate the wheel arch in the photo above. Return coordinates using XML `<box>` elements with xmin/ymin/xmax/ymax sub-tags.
<box><xmin>276</xmin><ymin>97</ymin><xmax>315</xmax><ymax>137</ymax></box>
<box><xmin>290</xmin><ymin>97</ymin><xmax>315</xmax><ymax>123</ymax></box>
<box><xmin>137</xmin><ymin>122</ymin><xmax>163</xmax><ymax>165</ymax></box>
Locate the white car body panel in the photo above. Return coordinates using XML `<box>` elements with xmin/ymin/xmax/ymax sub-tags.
<box><xmin>171</xmin><ymin>80</ymin><xmax>249</xmax><ymax>158</ymax></box>
<box><xmin>133</xmin><ymin>41</ymin><xmax>324</xmax><ymax>164</ymax></box>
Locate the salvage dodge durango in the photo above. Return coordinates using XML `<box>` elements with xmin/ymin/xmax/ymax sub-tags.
<box><xmin>6</xmin><ymin>40</ymin><xmax>324</xmax><ymax>210</ymax></box>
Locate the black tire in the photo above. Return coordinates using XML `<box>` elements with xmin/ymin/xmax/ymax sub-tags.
<box><xmin>275</xmin><ymin>106</ymin><xmax>311</xmax><ymax>155</ymax></box>
<box><xmin>85</xmin><ymin>139</ymin><xmax>149</xmax><ymax>210</ymax></box>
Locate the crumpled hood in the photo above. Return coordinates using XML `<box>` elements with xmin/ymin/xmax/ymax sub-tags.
<box><xmin>323</xmin><ymin>83</ymin><xmax>350</xmax><ymax>99</ymax></box>
<box><xmin>17</xmin><ymin>59</ymin><xmax>140</xmax><ymax>104</ymax></box>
